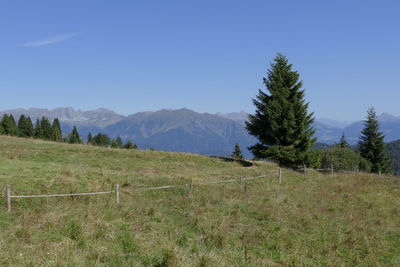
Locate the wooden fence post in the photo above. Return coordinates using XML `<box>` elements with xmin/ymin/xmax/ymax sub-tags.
<box><xmin>116</xmin><ymin>184</ymin><xmax>120</xmax><ymax>205</ymax></box>
<box><xmin>303</xmin><ymin>164</ymin><xmax>307</xmax><ymax>178</ymax></box>
<box><xmin>356</xmin><ymin>168</ymin><xmax>359</xmax><ymax>174</ymax></box>
<box><xmin>188</xmin><ymin>180</ymin><xmax>193</xmax><ymax>198</ymax></box>
<box><xmin>6</xmin><ymin>185</ymin><xmax>11</xmax><ymax>212</ymax></box>
<box><xmin>278</xmin><ymin>168</ymin><xmax>282</xmax><ymax>184</ymax></box>
<box><xmin>331</xmin><ymin>164</ymin><xmax>334</xmax><ymax>175</ymax></box>
<box><xmin>240</xmin><ymin>177</ymin><xmax>244</xmax><ymax>190</ymax></box>
<box><xmin>379</xmin><ymin>171</ymin><xmax>382</xmax><ymax>177</ymax></box>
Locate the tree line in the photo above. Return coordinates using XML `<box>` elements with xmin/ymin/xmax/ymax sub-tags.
<box><xmin>0</xmin><ymin>114</ymin><xmax>62</xmax><ymax>141</ymax></box>
<box><xmin>237</xmin><ymin>54</ymin><xmax>391</xmax><ymax>174</ymax></box>
<box><xmin>0</xmin><ymin>114</ymin><xmax>137</xmax><ymax>150</ymax></box>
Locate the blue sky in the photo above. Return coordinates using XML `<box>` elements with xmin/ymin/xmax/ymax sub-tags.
<box><xmin>0</xmin><ymin>0</ymin><xmax>399</xmax><ymax>120</ymax></box>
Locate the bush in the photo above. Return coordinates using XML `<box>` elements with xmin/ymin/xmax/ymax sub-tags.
<box><xmin>92</xmin><ymin>133</ymin><xmax>111</xmax><ymax>147</ymax></box>
<box><xmin>305</xmin><ymin>150</ymin><xmax>322</xmax><ymax>169</ymax></box>
<box><xmin>318</xmin><ymin>146</ymin><xmax>371</xmax><ymax>172</ymax></box>
<box><xmin>124</xmin><ymin>140</ymin><xmax>137</xmax><ymax>149</ymax></box>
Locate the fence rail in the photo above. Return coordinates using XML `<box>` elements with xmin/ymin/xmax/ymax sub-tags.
<box><xmin>3</xmin><ymin>166</ymin><xmax>391</xmax><ymax>212</ymax></box>
<box><xmin>299</xmin><ymin>165</ymin><xmax>385</xmax><ymax>177</ymax></box>
<box><xmin>10</xmin><ymin>191</ymin><xmax>115</xmax><ymax>199</ymax></box>
<box><xmin>3</xmin><ymin>170</ymin><xmax>280</xmax><ymax>212</ymax></box>
<box><xmin>3</xmin><ymin>185</ymin><xmax>120</xmax><ymax>212</ymax></box>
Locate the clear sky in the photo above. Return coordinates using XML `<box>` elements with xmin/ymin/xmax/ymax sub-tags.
<box><xmin>0</xmin><ymin>0</ymin><xmax>399</xmax><ymax>120</ymax></box>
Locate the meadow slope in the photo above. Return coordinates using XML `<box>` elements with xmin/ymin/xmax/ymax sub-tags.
<box><xmin>0</xmin><ymin>136</ymin><xmax>399</xmax><ymax>266</ymax></box>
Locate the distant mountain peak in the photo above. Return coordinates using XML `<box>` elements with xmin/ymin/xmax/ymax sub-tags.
<box><xmin>91</xmin><ymin>107</ymin><xmax>117</xmax><ymax>113</ymax></box>
<box><xmin>216</xmin><ymin>111</ymin><xmax>249</xmax><ymax>122</ymax></box>
<box><xmin>379</xmin><ymin>113</ymin><xmax>399</xmax><ymax>122</ymax></box>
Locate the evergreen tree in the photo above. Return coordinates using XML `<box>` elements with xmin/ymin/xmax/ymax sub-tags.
<box><xmin>34</xmin><ymin>118</ymin><xmax>43</xmax><ymax>139</ymax></box>
<box><xmin>40</xmin><ymin>117</ymin><xmax>53</xmax><ymax>140</ymax></box>
<box><xmin>338</xmin><ymin>133</ymin><xmax>349</xmax><ymax>148</ymax></box>
<box><xmin>111</xmin><ymin>136</ymin><xmax>124</xmax><ymax>148</ymax></box>
<box><xmin>231</xmin><ymin>143</ymin><xmax>244</xmax><ymax>160</ymax></box>
<box><xmin>1</xmin><ymin>114</ymin><xmax>9</xmax><ymax>135</ymax></box>
<box><xmin>18</xmin><ymin>115</ymin><xmax>34</xmax><ymax>137</ymax></box>
<box><xmin>9</xmin><ymin>115</ymin><xmax>18</xmax><ymax>136</ymax></box>
<box><xmin>92</xmin><ymin>133</ymin><xmax>111</xmax><ymax>147</ymax></box>
<box><xmin>115</xmin><ymin>136</ymin><xmax>123</xmax><ymax>148</ymax></box>
<box><xmin>358</xmin><ymin>107</ymin><xmax>391</xmax><ymax>173</ymax></box>
<box><xmin>0</xmin><ymin>115</ymin><xmax>6</xmax><ymax>135</ymax></box>
<box><xmin>124</xmin><ymin>140</ymin><xmax>137</xmax><ymax>149</ymax></box>
<box><xmin>111</xmin><ymin>139</ymin><xmax>119</xmax><ymax>148</ymax></box>
<box><xmin>26</xmin><ymin>116</ymin><xmax>34</xmax><ymax>136</ymax></box>
<box><xmin>51</xmin><ymin>118</ymin><xmax>62</xmax><ymax>142</ymax></box>
<box><xmin>1</xmin><ymin>114</ymin><xmax>18</xmax><ymax>136</ymax></box>
<box><xmin>68</xmin><ymin>126</ymin><xmax>82</xmax><ymax>144</ymax></box>
<box><xmin>246</xmin><ymin>54</ymin><xmax>316</xmax><ymax>167</ymax></box>
<box><xmin>87</xmin><ymin>132</ymin><xmax>93</xmax><ymax>144</ymax></box>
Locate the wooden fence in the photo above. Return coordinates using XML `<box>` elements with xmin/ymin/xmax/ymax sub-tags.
<box><xmin>3</xmin><ymin>170</ymin><xmax>281</xmax><ymax>212</ymax></box>
<box><xmin>2</xmin><ymin>166</ymin><xmax>389</xmax><ymax>212</ymax></box>
<box><xmin>3</xmin><ymin>184</ymin><xmax>120</xmax><ymax>212</ymax></box>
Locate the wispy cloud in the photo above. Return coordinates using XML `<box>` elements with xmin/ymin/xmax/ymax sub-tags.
<box><xmin>22</xmin><ymin>32</ymin><xmax>79</xmax><ymax>47</ymax></box>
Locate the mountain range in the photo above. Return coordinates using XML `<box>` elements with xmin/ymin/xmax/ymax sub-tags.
<box><xmin>0</xmin><ymin>107</ymin><xmax>256</xmax><ymax>158</ymax></box>
<box><xmin>1</xmin><ymin>107</ymin><xmax>400</xmax><ymax>158</ymax></box>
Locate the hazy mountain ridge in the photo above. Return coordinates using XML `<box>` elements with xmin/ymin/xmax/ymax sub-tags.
<box><xmin>0</xmin><ymin>107</ymin><xmax>124</xmax><ymax>127</ymax></box>
<box><xmin>104</xmin><ymin>109</ymin><xmax>256</xmax><ymax>157</ymax></box>
<box><xmin>215</xmin><ymin>111</ymin><xmax>249</xmax><ymax>123</ymax></box>
<box><xmin>1</xmin><ymin>107</ymin><xmax>400</xmax><ymax>156</ymax></box>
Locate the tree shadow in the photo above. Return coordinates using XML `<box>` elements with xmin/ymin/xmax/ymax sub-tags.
<box><xmin>210</xmin><ymin>156</ymin><xmax>253</xmax><ymax>167</ymax></box>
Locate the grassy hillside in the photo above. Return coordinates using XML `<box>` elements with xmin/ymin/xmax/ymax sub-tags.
<box><xmin>0</xmin><ymin>136</ymin><xmax>399</xmax><ymax>266</ymax></box>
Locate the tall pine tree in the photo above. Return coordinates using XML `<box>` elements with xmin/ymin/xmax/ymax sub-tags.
<box><xmin>1</xmin><ymin>114</ymin><xmax>18</xmax><ymax>136</ymax></box>
<box><xmin>358</xmin><ymin>107</ymin><xmax>391</xmax><ymax>173</ymax></box>
<box><xmin>246</xmin><ymin>54</ymin><xmax>316</xmax><ymax>167</ymax></box>
<box><xmin>87</xmin><ymin>132</ymin><xmax>93</xmax><ymax>144</ymax></box>
<box><xmin>34</xmin><ymin>118</ymin><xmax>43</xmax><ymax>139</ymax></box>
<box><xmin>51</xmin><ymin>118</ymin><xmax>62</xmax><ymax>142</ymax></box>
<box><xmin>40</xmin><ymin>117</ymin><xmax>53</xmax><ymax>140</ymax></box>
<box><xmin>1</xmin><ymin>114</ymin><xmax>10</xmax><ymax>135</ymax></box>
<box><xmin>18</xmin><ymin>115</ymin><xmax>34</xmax><ymax>137</ymax></box>
<box><xmin>115</xmin><ymin>136</ymin><xmax>123</xmax><ymax>148</ymax></box>
<box><xmin>8</xmin><ymin>115</ymin><xmax>18</xmax><ymax>136</ymax></box>
<box><xmin>339</xmin><ymin>133</ymin><xmax>349</xmax><ymax>148</ymax></box>
<box><xmin>68</xmin><ymin>126</ymin><xmax>81</xmax><ymax>144</ymax></box>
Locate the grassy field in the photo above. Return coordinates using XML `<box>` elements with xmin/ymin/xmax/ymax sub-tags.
<box><xmin>0</xmin><ymin>136</ymin><xmax>399</xmax><ymax>266</ymax></box>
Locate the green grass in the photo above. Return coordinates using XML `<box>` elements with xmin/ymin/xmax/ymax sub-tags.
<box><xmin>0</xmin><ymin>136</ymin><xmax>399</xmax><ymax>266</ymax></box>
